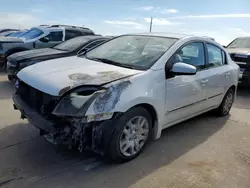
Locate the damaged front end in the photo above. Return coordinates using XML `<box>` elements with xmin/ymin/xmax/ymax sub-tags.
<box><xmin>13</xmin><ymin>79</ymin><xmax>131</xmax><ymax>155</ymax></box>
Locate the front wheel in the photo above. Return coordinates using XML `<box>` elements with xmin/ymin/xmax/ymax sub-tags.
<box><xmin>108</xmin><ymin>107</ymin><xmax>152</xmax><ymax>162</ymax></box>
<box><xmin>7</xmin><ymin>75</ymin><xmax>14</xmax><ymax>81</ymax></box>
<box><xmin>215</xmin><ymin>88</ymin><xmax>234</xmax><ymax>117</ymax></box>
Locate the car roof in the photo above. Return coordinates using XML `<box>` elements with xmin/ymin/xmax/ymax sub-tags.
<box><xmin>69</xmin><ymin>35</ymin><xmax>111</xmax><ymax>41</ymax></box>
<box><xmin>33</xmin><ymin>25</ymin><xmax>94</xmax><ymax>34</ymax></box>
<box><xmin>234</xmin><ymin>36</ymin><xmax>250</xmax><ymax>39</ymax></box>
<box><xmin>123</xmin><ymin>32</ymin><xmax>193</xmax><ymax>39</ymax></box>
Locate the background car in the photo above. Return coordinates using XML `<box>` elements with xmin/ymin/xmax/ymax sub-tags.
<box><xmin>7</xmin><ymin>35</ymin><xmax>112</xmax><ymax>80</ymax></box>
<box><xmin>13</xmin><ymin>33</ymin><xmax>239</xmax><ymax>162</ymax></box>
<box><xmin>225</xmin><ymin>37</ymin><xmax>250</xmax><ymax>86</ymax></box>
<box><xmin>5</xmin><ymin>30</ymin><xmax>28</xmax><ymax>37</ymax></box>
<box><xmin>0</xmin><ymin>25</ymin><xmax>95</xmax><ymax>69</ymax></box>
<box><xmin>0</xmin><ymin>29</ymin><xmax>21</xmax><ymax>37</ymax></box>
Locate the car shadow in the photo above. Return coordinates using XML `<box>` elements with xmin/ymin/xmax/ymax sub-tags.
<box><xmin>0</xmin><ymin>112</ymin><xmax>230</xmax><ymax>188</ymax></box>
<box><xmin>0</xmin><ymin>70</ymin><xmax>15</xmax><ymax>100</ymax></box>
<box><xmin>234</xmin><ymin>86</ymin><xmax>250</xmax><ymax>110</ymax></box>
<box><xmin>0</xmin><ymin>122</ymin><xmax>101</xmax><ymax>185</ymax></box>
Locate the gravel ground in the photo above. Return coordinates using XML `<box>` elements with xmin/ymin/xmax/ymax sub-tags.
<box><xmin>1</xmin><ymin>71</ymin><xmax>250</xmax><ymax>188</ymax></box>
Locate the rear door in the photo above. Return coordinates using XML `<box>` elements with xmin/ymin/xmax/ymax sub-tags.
<box><xmin>202</xmin><ymin>43</ymin><xmax>229</xmax><ymax>109</ymax></box>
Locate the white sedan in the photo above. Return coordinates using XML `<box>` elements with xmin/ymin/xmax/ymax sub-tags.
<box><xmin>13</xmin><ymin>33</ymin><xmax>239</xmax><ymax>162</ymax></box>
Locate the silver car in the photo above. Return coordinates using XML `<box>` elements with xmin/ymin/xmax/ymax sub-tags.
<box><xmin>13</xmin><ymin>33</ymin><xmax>240</xmax><ymax>162</ymax></box>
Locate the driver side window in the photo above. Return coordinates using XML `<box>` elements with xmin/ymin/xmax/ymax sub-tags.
<box><xmin>169</xmin><ymin>42</ymin><xmax>205</xmax><ymax>71</ymax></box>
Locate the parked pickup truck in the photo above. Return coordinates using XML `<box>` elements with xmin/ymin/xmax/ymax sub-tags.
<box><xmin>0</xmin><ymin>25</ymin><xmax>95</xmax><ymax>69</ymax></box>
<box><xmin>226</xmin><ymin>37</ymin><xmax>250</xmax><ymax>86</ymax></box>
<box><xmin>6</xmin><ymin>35</ymin><xmax>111</xmax><ymax>80</ymax></box>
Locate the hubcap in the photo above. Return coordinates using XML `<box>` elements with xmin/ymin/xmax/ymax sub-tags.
<box><xmin>223</xmin><ymin>92</ymin><xmax>233</xmax><ymax>115</ymax></box>
<box><xmin>119</xmin><ymin>116</ymin><xmax>149</xmax><ymax>157</ymax></box>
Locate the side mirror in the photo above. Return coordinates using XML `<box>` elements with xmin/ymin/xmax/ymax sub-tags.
<box><xmin>171</xmin><ymin>62</ymin><xmax>197</xmax><ymax>75</ymax></box>
<box><xmin>222</xmin><ymin>45</ymin><xmax>226</xmax><ymax>48</ymax></box>
<box><xmin>39</xmin><ymin>36</ymin><xmax>49</xmax><ymax>43</ymax></box>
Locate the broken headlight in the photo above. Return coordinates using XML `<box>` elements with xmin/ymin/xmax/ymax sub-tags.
<box><xmin>52</xmin><ymin>88</ymin><xmax>107</xmax><ymax>117</ymax></box>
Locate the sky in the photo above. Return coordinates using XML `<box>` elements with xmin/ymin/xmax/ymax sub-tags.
<box><xmin>1</xmin><ymin>0</ymin><xmax>250</xmax><ymax>45</ymax></box>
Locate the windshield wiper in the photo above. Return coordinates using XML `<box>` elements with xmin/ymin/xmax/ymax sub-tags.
<box><xmin>87</xmin><ymin>57</ymin><xmax>135</xmax><ymax>69</ymax></box>
<box><xmin>53</xmin><ymin>48</ymin><xmax>69</xmax><ymax>51</ymax></box>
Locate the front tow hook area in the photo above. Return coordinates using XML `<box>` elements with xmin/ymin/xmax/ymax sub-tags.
<box><xmin>13</xmin><ymin>103</ymin><xmax>27</xmax><ymax>119</ymax></box>
<box><xmin>13</xmin><ymin>104</ymin><xmax>18</xmax><ymax>110</ymax></box>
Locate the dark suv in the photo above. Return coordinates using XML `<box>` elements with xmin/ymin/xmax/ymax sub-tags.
<box><xmin>0</xmin><ymin>25</ymin><xmax>95</xmax><ymax>68</ymax></box>
<box><xmin>226</xmin><ymin>37</ymin><xmax>250</xmax><ymax>86</ymax></box>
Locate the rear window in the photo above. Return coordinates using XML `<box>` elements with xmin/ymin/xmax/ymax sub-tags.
<box><xmin>54</xmin><ymin>37</ymin><xmax>92</xmax><ymax>51</ymax></box>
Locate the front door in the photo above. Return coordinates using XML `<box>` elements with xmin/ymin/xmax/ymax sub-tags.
<box><xmin>35</xmin><ymin>31</ymin><xmax>64</xmax><ymax>49</ymax></box>
<box><xmin>164</xmin><ymin>42</ymin><xmax>208</xmax><ymax>127</ymax></box>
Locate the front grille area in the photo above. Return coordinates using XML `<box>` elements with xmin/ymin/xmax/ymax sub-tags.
<box><xmin>230</xmin><ymin>53</ymin><xmax>250</xmax><ymax>63</ymax></box>
<box><xmin>16</xmin><ymin>81</ymin><xmax>60</xmax><ymax>117</ymax></box>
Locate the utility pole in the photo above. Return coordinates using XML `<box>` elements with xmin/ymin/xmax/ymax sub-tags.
<box><xmin>149</xmin><ymin>17</ymin><xmax>153</xmax><ymax>32</ymax></box>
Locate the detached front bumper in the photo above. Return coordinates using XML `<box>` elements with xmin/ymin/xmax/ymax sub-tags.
<box><xmin>13</xmin><ymin>94</ymin><xmax>56</xmax><ymax>133</ymax></box>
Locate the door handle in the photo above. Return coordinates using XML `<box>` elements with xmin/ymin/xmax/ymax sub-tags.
<box><xmin>225</xmin><ymin>72</ymin><xmax>231</xmax><ymax>76</ymax></box>
<box><xmin>201</xmin><ymin>79</ymin><xmax>208</xmax><ymax>85</ymax></box>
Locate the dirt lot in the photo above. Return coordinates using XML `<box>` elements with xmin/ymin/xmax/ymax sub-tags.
<box><xmin>1</xmin><ymin>71</ymin><xmax>250</xmax><ymax>188</ymax></box>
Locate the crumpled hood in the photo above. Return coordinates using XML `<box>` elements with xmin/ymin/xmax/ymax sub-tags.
<box><xmin>226</xmin><ymin>48</ymin><xmax>250</xmax><ymax>55</ymax></box>
<box><xmin>0</xmin><ymin>36</ymin><xmax>24</xmax><ymax>43</ymax></box>
<box><xmin>17</xmin><ymin>56</ymin><xmax>142</xmax><ymax>96</ymax></box>
<box><xmin>8</xmin><ymin>48</ymin><xmax>67</xmax><ymax>63</ymax></box>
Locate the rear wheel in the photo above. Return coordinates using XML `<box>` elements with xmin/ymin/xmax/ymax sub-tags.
<box><xmin>215</xmin><ymin>88</ymin><xmax>234</xmax><ymax>117</ymax></box>
<box><xmin>108</xmin><ymin>107</ymin><xmax>152</xmax><ymax>162</ymax></box>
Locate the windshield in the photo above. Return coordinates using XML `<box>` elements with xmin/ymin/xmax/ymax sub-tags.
<box><xmin>85</xmin><ymin>35</ymin><xmax>177</xmax><ymax>70</ymax></box>
<box><xmin>53</xmin><ymin>37</ymin><xmax>91</xmax><ymax>51</ymax></box>
<box><xmin>19</xmin><ymin>28</ymin><xmax>44</xmax><ymax>40</ymax></box>
<box><xmin>227</xmin><ymin>38</ymin><xmax>250</xmax><ymax>48</ymax></box>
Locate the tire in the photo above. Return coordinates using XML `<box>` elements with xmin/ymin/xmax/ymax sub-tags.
<box><xmin>7</xmin><ymin>75</ymin><xmax>13</xmax><ymax>81</ymax></box>
<box><xmin>215</xmin><ymin>88</ymin><xmax>234</xmax><ymax>117</ymax></box>
<box><xmin>108</xmin><ymin>106</ymin><xmax>152</xmax><ymax>162</ymax></box>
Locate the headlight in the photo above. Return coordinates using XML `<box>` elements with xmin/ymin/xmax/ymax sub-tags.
<box><xmin>52</xmin><ymin>89</ymin><xmax>106</xmax><ymax>117</ymax></box>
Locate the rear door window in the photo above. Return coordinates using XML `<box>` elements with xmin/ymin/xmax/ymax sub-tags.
<box><xmin>47</xmin><ymin>31</ymin><xmax>63</xmax><ymax>41</ymax></box>
<box><xmin>65</xmin><ymin>30</ymin><xmax>81</xmax><ymax>40</ymax></box>
<box><xmin>206</xmin><ymin>44</ymin><xmax>224</xmax><ymax>68</ymax></box>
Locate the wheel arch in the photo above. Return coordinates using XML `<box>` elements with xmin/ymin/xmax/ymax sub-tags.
<box><xmin>227</xmin><ymin>84</ymin><xmax>236</xmax><ymax>98</ymax></box>
<box><xmin>122</xmin><ymin>102</ymin><xmax>162</xmax><ymax>140</ymax></box>
<box><xmin>219</xmin><ymin>84</ymin><xmax>237</xmax><ymax>106</ymax></box>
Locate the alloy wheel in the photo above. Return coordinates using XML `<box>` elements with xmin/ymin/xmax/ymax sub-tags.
<box><xmin>119</xmin><ymin>116</ymin><xmax>149</xmax><ymax>157</ymax></box>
